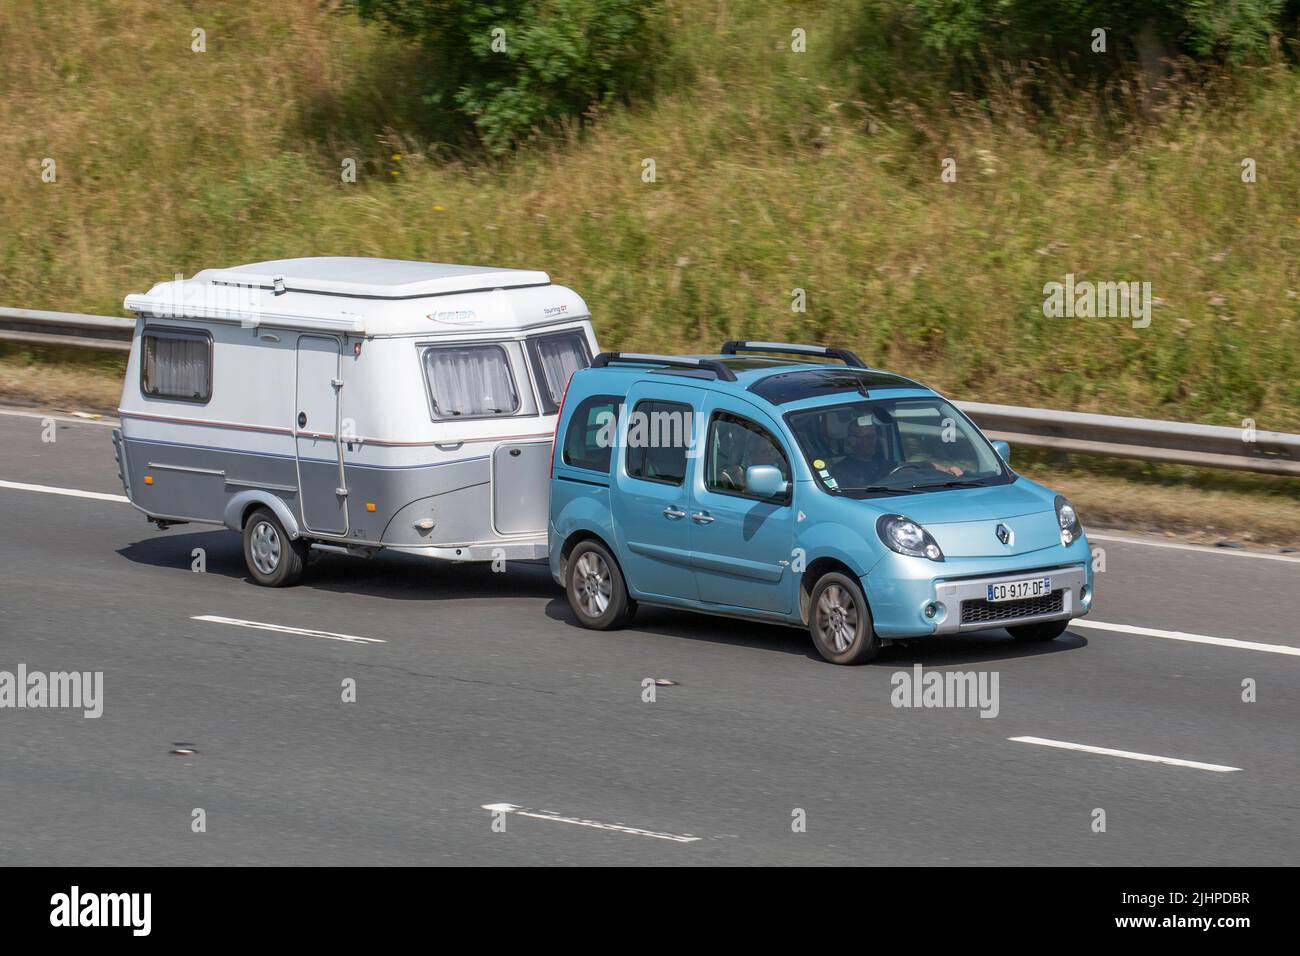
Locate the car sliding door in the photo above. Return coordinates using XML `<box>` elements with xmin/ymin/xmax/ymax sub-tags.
<box><xmin>610</xmin><ymin>382</ymin><xmax>705</xmax><ymax>602</ymax></box>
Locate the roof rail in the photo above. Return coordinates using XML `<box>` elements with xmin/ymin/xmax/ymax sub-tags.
<box><xmin>591</xmin><ymin>352</ymin><xmax>739</xmax><ymax>382</ymax></box>
<box><xmin>720</xmin><ymin>340</ymin><xmax>866</xmax><ymax>368</ymax></box>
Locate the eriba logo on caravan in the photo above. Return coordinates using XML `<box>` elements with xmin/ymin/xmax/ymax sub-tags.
<box><xmin>50</xmin><ymin>886</ymin><xmax>151</xmax><ymax>936</ymax></box>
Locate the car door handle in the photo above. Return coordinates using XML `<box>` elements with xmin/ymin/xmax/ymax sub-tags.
<box><xmin>663</xmin><ymin>506</ymin><xmax>686</xmax><ymax>519</ymax></box>
<box><xmin>691</xmin><ymin>511</ymin><xmax>715</xmax><ymax>524</ymax></box>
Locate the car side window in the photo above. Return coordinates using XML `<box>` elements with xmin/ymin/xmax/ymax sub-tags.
<box><xmin>704</xmin><ymin>412</ymin><xmax>792</xmax><ymax>502</ymax></box>
<box><xmin>562</xmin><ymin>395</ymin><xmax>620</xmax><ymax>472</ymax></box>
<box><xmin>625</xmin><ymin>399</ymin><xmax>692</xmax><ymax>485</ymax></box>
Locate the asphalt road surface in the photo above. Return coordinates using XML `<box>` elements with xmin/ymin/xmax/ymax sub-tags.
<box><xmin>1</xmin><ymin>406</ymin><xmax>1297</xmax><ymax>865</ymax></box>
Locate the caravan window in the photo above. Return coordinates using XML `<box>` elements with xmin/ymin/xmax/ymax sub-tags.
<box><xmin>140</xmin><ymin>327</ymin><xmax>212</xmax><ymax>403</ymax></box>
<box><xmin>527</xmin><ymin>330</ymin><xmax>591</xmax><ymax>413</ymax></box>
<box><xmin>422</xmin><ymin>343</ymin><xmax>520</xmax><ymax>419</ymax></box>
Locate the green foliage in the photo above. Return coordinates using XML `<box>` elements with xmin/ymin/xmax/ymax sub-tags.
<box><xmin>909</xmin><ymin>0</ymin><xmax>1285</xmax><ymax>65</ymax></box>
<box><xmin>347</xmin><ymin>0</ymin><xmax>662</xmax><ymax>153</ymax></box>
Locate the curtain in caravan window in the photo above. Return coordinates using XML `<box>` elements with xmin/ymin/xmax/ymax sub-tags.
<box><xmin>423</xmin><ymin>344</ymin><xmax>520</xmax><ymax>418</ymax></box>
<box><xmin>532</xmin><ymin>331</ymin><xmax>590</xmax><ymax>408</ymax></box>
<box><xmin>142</xmin><ymin>331</ymin><xmax>211</xmax><ymax>401</ymax></box>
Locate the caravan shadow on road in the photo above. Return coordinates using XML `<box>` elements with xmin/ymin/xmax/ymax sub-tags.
<box><xmin>115</xmin><ymin>528</ymin><xmax>557</xmax><ymax>603</ymax></box>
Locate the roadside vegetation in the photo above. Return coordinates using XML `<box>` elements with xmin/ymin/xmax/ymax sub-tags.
<box><xmin>0</xmin><ymin>0</ymin><xmax>1296</xmax><ymax>542</ymax></box>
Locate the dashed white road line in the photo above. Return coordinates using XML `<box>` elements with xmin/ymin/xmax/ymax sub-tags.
<box><xmin>1008</xmin><ymin>736</ymin><xmax>1241</xmax><ymax>773</ymax></box>
<box><xmin>0</xmin><ymin>479</ymin><xmax>127</xmax><ymax>503</ymax></box>
<box><xmin>1089</xmin><ymin>531</ymin><xmax>1300</xmax><ymax>563</ymax></box>
<box><xmin>482</xmin><ymin>803</ymin><xmax>701</xmax><ymax>843</ymax></box>
<box><xmin>192</xmin><ymin>615</ymin><xmax>385</xmax><ymax>645</ymax></box>
<box><xmin>1072</xmin><ymin>619</ymin><xmax>1300</xmax><ymax>657</ymax></box>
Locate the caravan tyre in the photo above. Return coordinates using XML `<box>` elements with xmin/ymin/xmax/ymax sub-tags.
<box><xmin>243</xmin><ymin>507</ymin><xmax>307</xmax><ymax>587</ymax></box>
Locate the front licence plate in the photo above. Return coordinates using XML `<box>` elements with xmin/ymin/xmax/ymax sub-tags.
<box><xmin>987</xmin><ymin>577</ymin><xmax>1052</xmax><ymax>603</ymax></box>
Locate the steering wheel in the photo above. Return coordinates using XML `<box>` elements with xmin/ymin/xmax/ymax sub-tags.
<box><xmin>884</xmin><ymin>461</ymin><xmax>934</xmax><ymax>479</ymax></box>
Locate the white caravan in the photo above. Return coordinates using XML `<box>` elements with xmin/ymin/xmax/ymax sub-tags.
<box><xmin>112</xmin><ymin>257</ymin><xmax>598</xmax><ymax>585</ymax></box>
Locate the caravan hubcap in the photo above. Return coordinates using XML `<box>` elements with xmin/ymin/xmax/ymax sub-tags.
<box><xmin>574</xmin><ymin>551</ymin><xmax>612</xmax><ymax>618</ymax></box>
<box><xmin>250</xmin><ymin>521</ymin><xmax>282</xmax><ymax>575</ymax></box>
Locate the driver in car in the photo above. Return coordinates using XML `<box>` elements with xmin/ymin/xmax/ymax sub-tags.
<box><xmin>832</xmin><ymin>414</ymin><xmax>962</xmax><ymax>488</ymax></box>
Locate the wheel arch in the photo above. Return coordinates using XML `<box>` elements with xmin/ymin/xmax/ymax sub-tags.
<box><xmin>558</xmin><ymin>528</ymin><xmax>619</xmax><ymax>581</ymax></box>
<box><xmin>799</xmin><ymin>557</ymin><xmax>870</xmax><ymax>625</ymax></box>
<box><xmin>224</xmin><ymin>490</ymin><xmax>301</xmax><ymax>539</ymax></box>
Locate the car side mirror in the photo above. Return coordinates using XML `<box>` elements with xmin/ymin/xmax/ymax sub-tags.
<box><xmin>992</xmin><ymin>440</ymin><xmax>1011</xmax><ymax>463</ymax></box>
<box><xmin>746</xmin><ymin>464</ymin><xmax>788</xmax><ymax>499</ymax></box>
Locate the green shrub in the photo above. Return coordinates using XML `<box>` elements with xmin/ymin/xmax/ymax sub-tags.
<box><xmin>347</xmin><ymin>0</ymin><xmax>662</xmax><ymax>153</ymax></box>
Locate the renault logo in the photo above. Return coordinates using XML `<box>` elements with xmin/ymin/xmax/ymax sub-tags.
<box><xmin>995</xmin><ymin>522</ymin><xmax>1013</xmax><ymax>546</ymax></box>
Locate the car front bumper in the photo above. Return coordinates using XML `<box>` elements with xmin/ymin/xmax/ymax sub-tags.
<box><xmin>864</xmin><ymin>535</ymin><xmax>1094</xmax><ymax>638</ymax></box>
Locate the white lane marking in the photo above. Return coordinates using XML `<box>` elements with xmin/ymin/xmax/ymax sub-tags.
<box><xmin>1089</xmin><ymin>531</ymin><xmax>1300</xmax><ymax>563</ymax></box>
<box><xmin>0</xmin><ymin>478</ymin><xmax>127</xmax><ymax>503</ymax></box>
<box><xmin>1072</xmin><ymin>619</ymin><xmax>1300</xmax><ymax>658</ymax></box>
<box><xmin>1008</xmin><ymin>736</ymin><xmax>1241</xmax><ymax>773</ymax></box>
<box><xmin>192</xmin><ymin>615</ymin><xmax>385</xmax><ymax>645</ymax></box>
<box><xmin>0</xmin><ymin>406</ymin><xmax>119</xmax><ymax>427</ymax></box>
<box><xmin>481</xmin><ymin>803</ymin><xmax>700</xmax><ymax>843</ymax></box>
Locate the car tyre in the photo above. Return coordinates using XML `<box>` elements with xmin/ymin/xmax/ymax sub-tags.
<box><xmin>1007</xmin><ymin>619</ymin><xmax>1069</xmax><ymax>642</ymax></box>
<box><xmin>566</xmin><ymin>539</ymin><xmax>636</xmax><ymax>630</ymax></box>
<box><xmin>243</xmin><ymin>507</ymin><xmax>307</xmax><ymax>587</ymax></box>
<box><xmin>808</xmin><ymin>571</ymin><xmax>880</xmax><ymax>665</ymax></box>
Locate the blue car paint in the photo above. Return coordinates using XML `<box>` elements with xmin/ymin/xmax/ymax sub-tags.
<box><xmin>549</xmin><ymin>360</ymin><xmax>1093</xmax><ymax>638</ymax></box>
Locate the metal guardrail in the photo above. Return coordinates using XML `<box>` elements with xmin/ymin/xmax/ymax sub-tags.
<box><xmin>3</xmin><ymin>307</ymin><xmax>1298</xmax><ymax>475</ymax></box>
<box><xmin>0</xmin><ymin>307</ymin><xmax>134</xmax><ymax>352</ymax></box>
<box><xmin>957</xmin><ymin>402</ymin><xmax>1300</xmax><ymax>477</ymax></box>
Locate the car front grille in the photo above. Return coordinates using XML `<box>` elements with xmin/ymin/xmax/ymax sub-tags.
<box><xmin>961</xmin><ymin>589</ymin><xmax>1064</xmax><ymax>626</ymax></box>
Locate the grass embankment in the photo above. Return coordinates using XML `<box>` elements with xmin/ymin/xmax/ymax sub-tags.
<box><xmin>0</xmin><ymin>0</ymin><xmax>1295</xmax><ymax>544</ymax></box>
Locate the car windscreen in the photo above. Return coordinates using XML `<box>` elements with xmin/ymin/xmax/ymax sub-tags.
<box><xmin>422</xmin><ymin>343</ymin><xmax>520</xmax><ymax>418</ymax></box>
<box><xmin>786</xmin><ymin>396</ymin><xmax>1010</xmax><ymax>498</ymax></box>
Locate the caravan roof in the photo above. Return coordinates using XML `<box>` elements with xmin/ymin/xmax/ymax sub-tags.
<box><xmin>204</xmin><ymin>257</ymin><xmax>550</xmax><ymax>299</ymax></box>
<box><xmin>123</xmin><ymin>257</ymin><xmax>586</xmax><ymax>337</ymax></box>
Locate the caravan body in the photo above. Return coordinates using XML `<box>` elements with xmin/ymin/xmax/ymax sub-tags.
<box><xmin>113</xmin><ymin>257</ymin><xmax>597</xmax><ymax>582</ymax></box>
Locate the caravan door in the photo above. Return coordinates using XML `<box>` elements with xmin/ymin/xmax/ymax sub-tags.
<box><xmin>294</xmin><ymin>335</ymin><xmax>348</xmax><ymax>535</ymax></box>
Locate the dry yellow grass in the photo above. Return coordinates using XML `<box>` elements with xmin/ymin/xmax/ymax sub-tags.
<box><xmin>3</xmin><ymin>1</ymin><xmax>1299</xmax><ymax>434</ymax></box>
<box><xmin>0</xmin><ymin>349</ymin><xmax>124</xmax><ymax>412</ymax></box>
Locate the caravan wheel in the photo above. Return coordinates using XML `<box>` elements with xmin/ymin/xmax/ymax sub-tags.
<box><xmin>243</xmin><ymin>507</ymin><xmax>306</xmax><ymax>587</ymax></box>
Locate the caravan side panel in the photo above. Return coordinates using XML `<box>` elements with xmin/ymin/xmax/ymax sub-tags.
<box><xmin>116</xmin><ymin>319</ymin><xmax>300</xmax><ymax>527</ymax></box>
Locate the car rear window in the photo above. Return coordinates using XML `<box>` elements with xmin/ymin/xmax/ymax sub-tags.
<box><xmin>562</xmin><ymin>394</ymin><xmax>620</xmax><ymax>472</ymax></box>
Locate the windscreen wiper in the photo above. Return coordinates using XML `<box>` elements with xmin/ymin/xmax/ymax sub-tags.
<box><xmin>850</xmin><ymin>485</ymin><xmax>916</xmax><ymax>496</ymax></box>
<box><xmin>910</xmin><ymin>478</ymin><xmax>987</xmax><ymax>490</ymax></box>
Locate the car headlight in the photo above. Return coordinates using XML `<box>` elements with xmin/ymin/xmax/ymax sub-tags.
<box><xmin>877</xmin><ymin>514</ymin><xmax>944</xmax><ymax>561</ymax></box>
<box><xmin>1054</xmin><ymin>495</ymin><xmax>1081</xmax><ymax>545</ymax></box>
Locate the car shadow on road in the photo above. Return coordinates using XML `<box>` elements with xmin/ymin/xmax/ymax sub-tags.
<box><xmin>545</xmin><ymin>596</ymin><xmax>1087</xmax><ymax>665</ymax></box>
<box><xmin>543</xmin><ymin>597</ymin><xmax>819</xmax><ymax>658</ymax></box>
<box><xmin>115</xmin><ymin>528</ymin><xmax>558</xmax><ymax>602</ymax></box>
